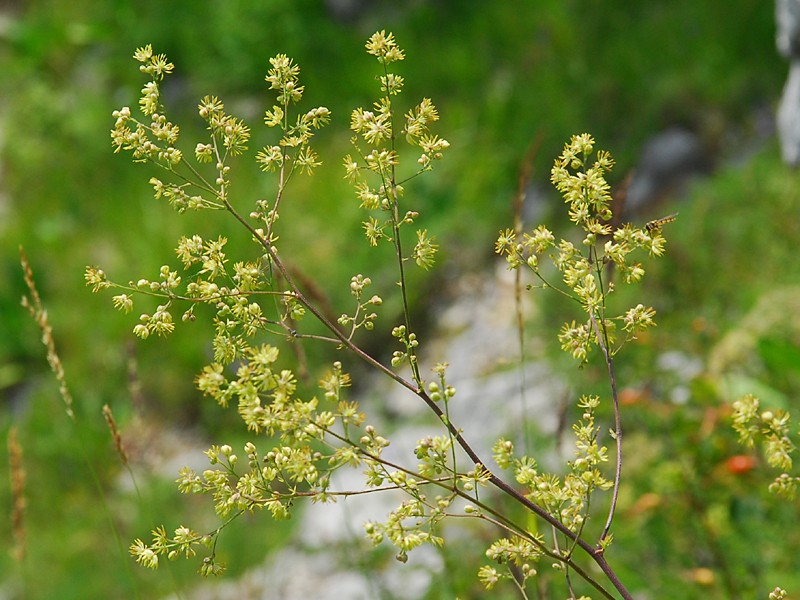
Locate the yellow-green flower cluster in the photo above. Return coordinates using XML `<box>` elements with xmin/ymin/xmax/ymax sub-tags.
<box><xmin>496</xmin><ymin>134</ymin><xmax>664</xmax><ymax>362</ymax></box>
<box><xmin>732</xmin><ymin>393</ymin><xmax>799</xmax><ymax>498</ymax></box>
<box><xmin>256</xmin><ymin>55</ymin><xmax>329</xmax><ymax>177</ymax></box>
<box><xmin>110</xmin><ymin>45</ymin><xmax>182</xmax><ymax>166</ymax></box>
<box><xmin>551</xmin><ymin>133</ymin><xmax>614</xmax><ymax>225</ymax></box>
<box><xmin>492</xmin><ymin>395</ymin><xmax>611</xmax><ymax>538</ymax></box>
<box><xmin>478</xmin><ymin>535</ymin><xmax>542</xmax><ymax>591</ymax></box>
<box><xmin>131</xmin><ymin>352</ymin><xmax>380</xmax><ymax>575</ymax></box>
<box><xmin>365</xmin><ymin>30</ymin><xmax>406</xmax><ymax>64</ymax></box>
<box><xmin>338</xmin><ymin>275</ymin><xmax>383</xmax><ymax>337</ymax></box>
<box><xmin>344</xmin><ymin>32</ymin><xmax>447</xmax><ymax>273</ymax></box>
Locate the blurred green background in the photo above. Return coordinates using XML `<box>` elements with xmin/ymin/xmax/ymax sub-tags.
<box><xmin>2</xmin><ymin>1</ymin><xmax>800</xmax><ymax>598</ymax></box>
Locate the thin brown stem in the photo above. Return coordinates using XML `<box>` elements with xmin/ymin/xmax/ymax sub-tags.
<box><xmin>382</xmin><ymin>69</ymin><xmax>423</xmax><ymax>387</ymax></box>
<box><xmin>221</xmin><ymin>198</ymin><xmax>633</xmax><ymax>600</ymax></box>
<box><xmin>588</xmin><ymin>311</ymin><xmax>622</xmax><ymax>544</ymax></box>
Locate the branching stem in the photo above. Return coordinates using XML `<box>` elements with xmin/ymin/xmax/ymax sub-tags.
<box><xmin>221</xmin><ymin>198</ymin><xmax>633</xmax><ymax>599</ymax></box>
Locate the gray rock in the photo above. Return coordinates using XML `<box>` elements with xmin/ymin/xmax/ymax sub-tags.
<box><xmin>776</xmin><ymin>0</ymin><xmax>800</xmax><ymax>165</ymax></box>
<box><xmin>778</xmin><ymin>60</ymin><xmax>800</xmax><ymax>166</ymax></box>
<box><xmin>626</xmin><ymin>128</ymin><xmax>707</xmax><ymax>212</ymax></box>
<box><xmin>324</xmin><ymin>0</ymin><xmax>369</xmax><ymax>23</ymax></box>
<box><xmin>777</xmin><ymin>0</ymin><xmax>800</xmax><ymax>58</ymax></box>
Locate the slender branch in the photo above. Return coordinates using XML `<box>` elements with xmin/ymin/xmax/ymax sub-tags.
<box><xmin>113</xmin><ymin>286</ymin><xmax>290</xmax><ymax>303</ymax></box>
<box><xmin>382</xmin><ymin>63</ymin><xmax>423</xmax><ymax>387</ymax></box>
<box><xmin>513</xmin><ymin>141</ymin><xmax>534</xmax><ymax>451</ymax></box>
<box><xmin>221</xmin><ymin>189</ymin><xmax>634</xmax><ymax>600</ymax></box>
<box><xmin>588</xmin><ymin>310</ymin><xmax>622</xmax><ymax>544</ymax></box>
<box><xmin>527</xmin><ymin>266</ymin><xmax>582</xmax><ymax>305</ymax></box>
<box><xmin>265</xmin><ymin>125</ymin><xmax>293</xmax><ymax>242</ymax></box>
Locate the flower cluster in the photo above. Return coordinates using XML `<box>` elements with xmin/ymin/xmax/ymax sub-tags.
<box><xmin>110</xmin><ymin>44</ymin><xmax>257</xmax><ymax>213</ymax></box>
<box><xmin>110</xmin><ymin>45</ymin><xmax>181</xmax><ymax>166</ymax></box>
<box><xmin>256</xmin><ymin>54</ymin><xmax>329</xmax><ymax>177</ymax></box>
<box><xmin>732</xmin><ymin>394</ymin><xmax>799</xmax><ymax>499</ymax></box>
<box><xmin>495</xmin><ymin>134</ymin><xmax>663</xmax><ymax>362</ymax></box>
<box><xmin>343</xmin><ymin>31</ymin><xmax>447</xmax><ymax>274</ymax></box>
<box><xmin>494</xmin><ymin>395</ymin><xmax>611</xmax><ymax>534</ymax></box>
<box><xmin>196</xmin><ymin>95</ymin><xmax>251</xmax><ymax>161</ymax></box>
<box><xmin>364</xmin><ymin>30</ymin><xmax>406</xmax><ymax>64</ymax></box>
<box><xmin>481</xmin><ymin>395</ymin><xmax>612</xmax><ymax>591</ymax></box>
<box><xmin>128</xmin><ymin>351</ymin><xmax>402</xmax><ymax>574</ymax></box>
<box><xmin>390</xmin><ymin>324</ymin><xmax>419</xmax><ymax>369</ymax></box>
<box><xmin>87</xmin><ymin>233</ymin><xmax>280</xmax><ymax>346</ymax></box>
<box><xmin>130</xmin><ymin>525</ymin><xmax>209</xmax><ymax>571</ymax></box>
<box><xmin>551</xmin><ymin>133</ymin><xmax>614</xmax><ymax>225</ymax></box>
<box><xmin>478</xmin><ymin>536</ymin><xmax>542</xmax><ymax>591</ymax></box>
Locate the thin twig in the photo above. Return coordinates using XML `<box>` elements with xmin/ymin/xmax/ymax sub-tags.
<box><xmin>382</xmin><ymin>60</ymin><xmax>423</xmax><ymax>388</ymax></box>
<box><xmin>588</xmin><ymin>310</ymin><xmax>622</xmax><ymax>544</ymax></box>
<box><xmin>513</xmin><ymin>134</ymin><xmax>542</xmax><ymax>451</ymax></box>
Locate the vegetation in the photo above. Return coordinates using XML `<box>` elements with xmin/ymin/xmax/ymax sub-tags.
<box><xmin>3</xmin><ymin>3</ymin><xmax>799</xmax><ymax>599</ymax></box>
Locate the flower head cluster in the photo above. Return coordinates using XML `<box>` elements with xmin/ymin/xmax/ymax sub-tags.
<box><xmin>551</xmin><ymin>133</ymin><xmax>614</xmax><ymax>225</ymax></box>
<box><xmin>363</xmin><ymin>493</ymin><xmax>445</xmax><ymax>565</ymax></box>
<box><xmin>87</xmin><ymin>232</ymin><xmax>277</xmax><ymax>347</ymax></box>
<box><xmin>130</xmin><ymin>354</ymin><xmax>383</xmax><ymax>574</ymax></box>
<box><xmin>412</xmin><ymin>229</ymin><xmax>438</xmax><ymax>270</ymax></box>
<box><xmin>148</xmin><ymin>177</ymin><xmax>214</xmax><ymax>213</ymax></box>
<box><xmin>365</xmin><ymin>30</ymin><xmax>406</xmax><ymax>64</ymax></box>
<box><xmin>110</xmin><ymin>46</ymin><xmax>181</xmax><ymax>167</ymax></box>
<box><xmin>265</xmin><ymin>54</ymin><xmax>303</xmax><ymax>104</ymax></box>
<box><xmin>732</xmin><ymin>394</ymin><xmax>798</xmax><ymax>498</ymax></box>
<box><xmin>129</xmin><ymin>524</ymin><xmax>224</xmax><ymax>575</ymax></box>
<box><xmin>343</xmin><ymin>32</ymin><xmax>447</xmax><ymax>275</ymax></box>
<box><xmin>337</xmin><ymin>274</ymin><xmax>382</xmax><ymax>338</ymax></box>
<box><xmin>496</xmin><ymin>135</ymin><xmax>663</xmax><ymax>362</ymax></box>
<box><xmin>196</xmin><ymin>95</ymin><xmax>251</xmax><ymax>159</ymax></box>
<box><xmin>494</xmin><ymin>395</ymin><xmax>611</xmax><ymax>537</ymax></box>
<box><xmin>256</xmin><ymin>56</ymin><xmax>329</xmax><ymax>179</ymax></box>
<box><xmin>479</xmin><ymin>536</ymin><xmax>542</xmax><ymax>590</ymax></box>
<box><xmin>111</xmin><ymin>46</ymin><xmax>257</xmax><ymax>211</ymax></box>
<box><xmin>133</xmin><ymin>44</ymin><xmax>174</xmax><ymax>80</ymax></box>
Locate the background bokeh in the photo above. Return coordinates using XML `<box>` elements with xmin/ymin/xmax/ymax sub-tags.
<box><xmin>2</xmin><ymin>2</ymin><xmax>800</xmax><ymax>598</ymax></box>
